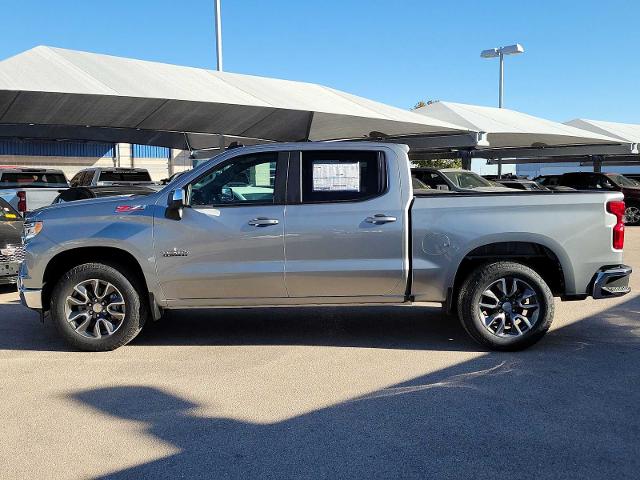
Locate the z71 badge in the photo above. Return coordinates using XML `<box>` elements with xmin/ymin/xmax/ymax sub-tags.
<box><xmin>115</xmin><ymin>205</ymin><xmax>146</xmax><ymax>213</ymax></box>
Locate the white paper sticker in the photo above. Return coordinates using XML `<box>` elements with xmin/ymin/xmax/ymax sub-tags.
<box><xmin>312</xmin><ymin>161</ymin><xmax>360</xmax><ymax>192</ymax></box>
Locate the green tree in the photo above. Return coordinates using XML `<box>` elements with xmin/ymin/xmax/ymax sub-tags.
<box><xmin>411</xmin><ymin>99</ymin><xmax>439</xmax><ymax>110</ymax></box>
<box><xmin>411</xmin><ymin>158</ymin><xmax>462</xmax><ymax>169</ymax></box>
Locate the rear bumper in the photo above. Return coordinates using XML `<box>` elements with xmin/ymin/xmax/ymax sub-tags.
<box><xmin>591</xmin><ymin>265</ymin><xmax>632</xmax><ymax>299</ymax></box>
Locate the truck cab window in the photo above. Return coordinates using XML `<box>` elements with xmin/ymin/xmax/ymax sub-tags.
<box><xmin>189</xmin><ymin>153</ymin><xmax>278</xmax><ymax>207</ymax></box>
<box><xmin>300</xmin><ymin>150</ymin><xmax>386</xmax><ymax>203</ymax></box>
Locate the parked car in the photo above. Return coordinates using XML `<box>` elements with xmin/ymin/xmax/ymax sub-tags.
<box><xmin>52</xmin><ymin>185</ymin><xmax>158</xmax><ymax>204</ymax></box>
<box><xmin>532</xmin><ymin>175</ymin><xmax>576</xmax><ymax>192</ymax></box>
<box><xmin>412</xmin><ymin>167</ymin><xmax>515</xmax><ymax>192</ymax></box>
<box><xmin>69</xmin><ymin>167</ymin><xmax>154</xmax><ymax>187</ymax></box>
<box><xmin>0</xmin><ymin>197</ymin><xmax>24</xmax><ymax>285</ymax></box>
<box><xmin>494</xmin><ymin>179</ymin><xmax>550</xmax><ymax>191</ymax></box>
<box><xmin>19</xmin><ymin>142</ymin><xmax>631</xmax><ymax>352</ymax></box>
<box><xmin>622</xmin><ymin>173</ymin><xmax>640</xmax><ymax>184</ymax></box>
<box><xmin>555</xmin><ymin>172</ymin><xmax>640</xmax><ymax>224</ymax></box>
<box><xmin>0</xmin><ymin>167</ymin><xmax>69</xmax><ymax>214</ymax></box>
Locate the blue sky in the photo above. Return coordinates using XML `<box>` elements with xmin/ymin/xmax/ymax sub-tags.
<box><xmin>1</xmin><ymin>0</ymin><xmax>639</xmax><ymax>123</ymax></box>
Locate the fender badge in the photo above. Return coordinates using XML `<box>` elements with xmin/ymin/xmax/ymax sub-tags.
<box><xmin>115</xmin><ymin>205</ymin><xmax>146</xmax><ymax>213</ymax></box>
<box><xmin>162</xmin><ymin>248</ymin><xmax>190</xmax><ymax>257</ymax></box>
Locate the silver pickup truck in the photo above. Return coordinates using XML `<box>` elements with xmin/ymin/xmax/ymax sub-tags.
<box><xmin>18</xmin><ymin>142</ymin><xmax>632</xmax><ymax>351</ymax></box>
<box><xmin>0</xmin><ymin>167</ymin><xmax>69</xmax><ymax>213</ymax></box>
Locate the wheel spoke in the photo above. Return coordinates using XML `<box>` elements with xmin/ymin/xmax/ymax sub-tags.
<box><xmin>74</xmin><ymin>315</ymin><xmax>92</xmax><ymax>335</ymax></box>
<box><xmin>514</xmin><ymin>314</ymin><xmax>532</xmax><ymax>330</ymax></box>
<box><xmin>68</xmin><ymin>311</ymin><xmax>90</xmax><ymax>325</ymax></box>
<box><xmin>480</xmin><ymin>289</ymin><xmax>500</xmax><ymax>309</ymax></box>
<box><xmin>496</xmin><ymin>278</ymin><xmax>508</xmax><ymax>296</ymax></box>
<box><xmin>511</xmin><ymin>318</ymin><xmax>523</xmax><ymax>335</ymax></box>
<box><xmin>95</xmin><ymin>282</ymin><xmax>115</xmax><ymax>301</ymax></box>
<box><xmin>494</xmin><ymin>315</ymin><xmax>506</xmax><ymax>335</ymax></box>
<box><xmin>66</xmin><ymin>296</ymin><xmax>87</xmax><ymax>306</ymax></box>
<box><xmin>72</xmin><ymin>285</ymin><xmax>89</xmax><ymax>303</ymax></box>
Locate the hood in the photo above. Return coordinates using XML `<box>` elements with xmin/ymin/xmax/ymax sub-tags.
<box><xmin>29</xmin><ymin>193</ymin><xmax>160</xmax><ymax>221</ymax></box>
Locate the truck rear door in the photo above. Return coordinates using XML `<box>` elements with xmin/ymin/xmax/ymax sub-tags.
<box><xmin>283</xmin><ymin>149</ymin><xmax>407</xmax><ymax>300</ymax></box>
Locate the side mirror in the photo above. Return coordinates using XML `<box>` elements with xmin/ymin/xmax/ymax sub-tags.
<box><xmin>165</xmin><ymin>189</ymin><xmax>185</xmax><ymax>220</ymax></box>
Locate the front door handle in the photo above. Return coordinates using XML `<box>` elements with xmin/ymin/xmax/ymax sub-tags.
<box><xmin>365</xmin><ymin>214</ymin><xmax>397</xmax><ymax>224</ymax></box>
<box><xmin>248</xmin><ymin>217</ymin><xmax>279</xmax><ymax>227</ymax></box>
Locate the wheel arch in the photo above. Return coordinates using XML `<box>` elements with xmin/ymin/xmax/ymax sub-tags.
<box><xmin>447</xmin><ymin>238</ymin><xmax>570</xmax><ymax>312</ymax></box>
<box><xmin>42</xmin><ymin>246</ymin><xmax>151</xmax><ymax>313</ymax></box>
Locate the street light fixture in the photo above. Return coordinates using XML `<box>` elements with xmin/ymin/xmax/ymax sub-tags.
<box><xmin>480</xmin><ymin>43</ymin><xmax>524</xmax><ymax>108</ymax></box>
<box><xmin>480</xmin><ymin>44</ymin><xmax>524</xmax><ymax>178</ymax></box>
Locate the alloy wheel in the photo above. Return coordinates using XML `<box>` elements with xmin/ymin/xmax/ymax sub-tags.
<box><xmin>478</xmin><ymin>277</ymin><xmax>539</xmax><ymax>338</ymax></box>
<box><xmin>624</xmin><ymin>206</ymin><xmax>640</xmax><ymax>225</ymax></box>
<box><xmin>64</xmin><ymin>279</ymin><xmax>126</xmax><ymax>339</ymax></box>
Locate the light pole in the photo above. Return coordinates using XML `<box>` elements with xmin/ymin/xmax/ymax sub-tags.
<box><xmin>481</xmin><ymin>44</ymin><xmax>524</xmax><ymax>176</ymax></box>
<box><xmin>480</xmin><ymin>44</ymin><xmax>524</xmax><ymax>108</ymax></box>
<box><xmin>214</xmin><ymin>0</ymin><xmax>223</xmax><ymax>71</ymax></box>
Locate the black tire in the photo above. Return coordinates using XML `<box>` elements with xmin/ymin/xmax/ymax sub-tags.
<box><xmin>624</xmin><ymin>203</ymin><xmax>640</xmax><ymax>226</ymax></box>
<box><xmin>456</xmin><ymin>261</ymin><xmax>554</xmax><ymax>351</ymax></box>
<box><xmin>50</xmin><ymin>263</ymin><xmax>148</xmax><ymax>351</ymax></box>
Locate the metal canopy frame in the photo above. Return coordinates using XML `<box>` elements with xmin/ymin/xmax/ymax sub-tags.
<box><xmin>477</xmin><ymin>142</ymin><xmax>638</xmax><ymax>161</ymax></box>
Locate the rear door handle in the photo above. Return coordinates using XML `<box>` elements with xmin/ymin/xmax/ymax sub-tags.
<box><xmin>248</xmin><ymin>217</ymin><xmax>279</xmax><ymax>227</ymax></box>
<box><xmin>365</xmin><ymin>214</ymin><xmax>397</xmax><ymax>224</ymax></box>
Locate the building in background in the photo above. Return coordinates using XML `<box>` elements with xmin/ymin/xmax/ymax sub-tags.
<box><xmin>0</xmin><ymin>140</ymin><xmax>193</xmax><ymax>180</ymax></box>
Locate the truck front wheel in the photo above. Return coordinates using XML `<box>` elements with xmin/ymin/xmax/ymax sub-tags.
<box><xmin>456</xmin><ymin>261</ymin><xmax>554</xmax><ymax>351</ymax></box>
<box><xmin>50</xmin><ymin>263</ymin><xmax>147</xmax><ymax>351</ymax></box>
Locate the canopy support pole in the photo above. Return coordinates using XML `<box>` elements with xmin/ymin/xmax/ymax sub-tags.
<box><xmin>460</xmin><ymin>151</ymin><xmax>472</xmax><ymax>170</ymax></box>
<box><xmin>593</xmin><ymin>155</ymin><xmax>603</xmax><ymax>173</ymax></box>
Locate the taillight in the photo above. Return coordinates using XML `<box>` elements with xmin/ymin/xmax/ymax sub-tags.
<box><xmin>17</xmin><ymin>191</ymin><xmax>27</xmax><ymax>213</ymax></box>
<box><xmin>607</xmin><ymin>200</ymin><xmax>625</xmax><ymax>250</ymax></box>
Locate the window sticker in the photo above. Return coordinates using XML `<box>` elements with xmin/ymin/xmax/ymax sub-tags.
<box><xmin>312</xmin><ymin>161</ymin><xmax>360</xmax><ymax>192</ymax></box>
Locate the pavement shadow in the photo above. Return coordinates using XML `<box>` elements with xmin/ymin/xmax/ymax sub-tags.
<box><xmin>136</xmin><ymin>304</ymin><xmax>476</xmax><ymax>352</ymax></box>
<box><xmin>71</xmin><ymin>298</ymin><xmax>640</xmax><ymax>479</ymax></box>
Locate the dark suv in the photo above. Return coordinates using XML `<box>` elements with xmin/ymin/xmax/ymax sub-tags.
<box><xmin>557</xmin><ymin>172</ymin><xmax>640</xmax><ymax>224</ymax></box>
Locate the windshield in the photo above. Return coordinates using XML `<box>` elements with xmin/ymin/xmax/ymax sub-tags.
<box><xmin>441</xmin><ymin>171</ymin><xmax>494</xmax><ymax>189</ymax></box>
<box><xmin>607</xmin><ymin>174</ymin><xmax>640</xmax><ymax>188</ymax></box>
<box><xmin>0</xmin><ymin>172</ymin><xmax>68</xmax><ymax>188</ymax></box>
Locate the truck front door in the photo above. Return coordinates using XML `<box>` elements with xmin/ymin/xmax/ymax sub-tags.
<box><xmin>283</xmin><ymin>149</ymin><xmax>407</xmax><ymax>300</ymax></box>
<box><xmin>153</xmin><ymin>151</ymin><xmax>288</xmax><ymax>301</ymax></box>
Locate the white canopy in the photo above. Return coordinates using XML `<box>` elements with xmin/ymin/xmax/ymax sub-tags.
<box><xmin>414</xmin><ymin>101</ymin><xmax>621</xmax><ymax>149</ymax></box>
<box><xmin>565</xmin><ymin>119</ymin><xmax>640</xmax><ymax>145</ymax></box>
<box><xmin>0</xmin><ymin>46</ymin><xmax>466</xmax><ymax>147</ymax></box>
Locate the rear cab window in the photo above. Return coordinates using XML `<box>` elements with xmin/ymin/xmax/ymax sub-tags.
<box><xmin>0</xmin><ymin>171</ymin><xmax>68</xmax><ymax>188</ymax></box>
<box><xmin>300</xmin><ymin>150</ymin><xmax>386</xmax><ymax>203</ymax></box>
<box><xmin>98</xmin><ymin>171</ymin><xmax>152</xmax><ymax>183</ymax></box>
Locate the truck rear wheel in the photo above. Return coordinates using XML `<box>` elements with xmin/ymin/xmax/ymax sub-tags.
<box><xmin>50</xmin><ymin>263</ymin><xmax>147</xmax><ymax>351</ymax></box>
<box><xmin>456</xmin><ymin>261</ymin><xmax>554</xmax><ymax>351</ymax></box>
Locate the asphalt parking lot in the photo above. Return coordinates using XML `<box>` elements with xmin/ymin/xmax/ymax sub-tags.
<box><xmin>1</xmin><ymin>234</ymin><xmax>639</xmax><ymax>480</ymax></box>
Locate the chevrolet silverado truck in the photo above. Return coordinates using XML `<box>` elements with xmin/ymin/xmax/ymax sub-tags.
<box><xmin>18</xmin><ymin>142</ymin><xmax>632</xmax><ymax>351</ymax></box>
